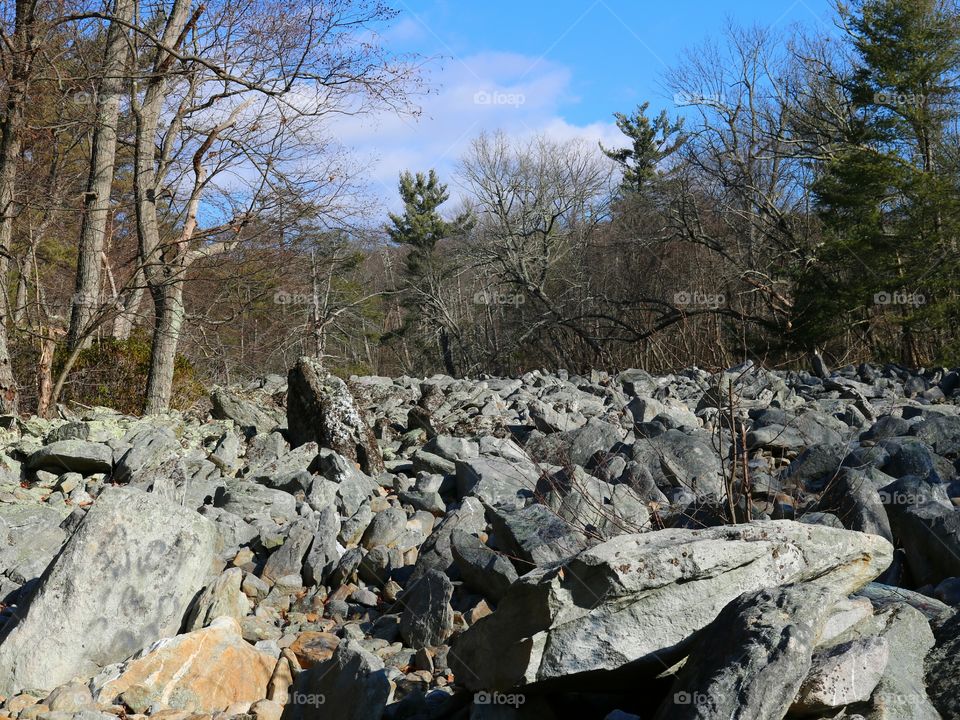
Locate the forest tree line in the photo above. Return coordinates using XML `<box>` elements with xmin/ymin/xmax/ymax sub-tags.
<box><xmin>0</xmin><ymin>0</ymin><xmax>957</xmax><ymax>415</ymax></box>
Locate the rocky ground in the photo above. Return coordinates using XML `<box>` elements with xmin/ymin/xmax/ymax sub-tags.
<box><xmin>0</xmin><ymin>357</ymin><xmax>959</xmax><ymax>719</ymax></box>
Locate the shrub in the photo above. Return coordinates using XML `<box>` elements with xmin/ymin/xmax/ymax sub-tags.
<box><xmin>55</xmin><ymin>333</ymin><xmax>206</xmax><ymax>415</ymax></box>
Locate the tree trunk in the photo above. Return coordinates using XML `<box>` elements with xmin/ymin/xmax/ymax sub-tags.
<box><xmin>439</xmin><ymin>326</ymin><xmax>455</xmax><ymax>376</ymax></box>
<box><xmin>0</xmin><ymin>0</ymin><xmax>39</xmax><ymax>414</ymax></box>
<box><xmin>67</xmin><ymin>0</ymin><xmax>134</xmax><ymax>349</ymax></box>
<box><xmin>144</xmin><ymin>278</ymin><xmax>185</xmax><ymax>414</ymax></box>
<box><xmin>112</xmin><ymin>275</ymin><xmax>146</xmax><ymax>340</ymax></box>
<box><xmin>132</xmin><ymin>0</ymin><xmax>192</xmax><ymax>414</ymax></box>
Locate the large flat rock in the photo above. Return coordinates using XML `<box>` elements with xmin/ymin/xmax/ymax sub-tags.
<box><xmin>0</xmin><ymin>487</ymin><xmax>220</xmax><ymax>694</ymax></box>
<box><xmin>450</xmin><ymin>520</ymin><xmax>892</xmax><ymax>690</ymax></box>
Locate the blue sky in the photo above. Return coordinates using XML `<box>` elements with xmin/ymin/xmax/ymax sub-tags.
<box><xmin>336</xmin><ymin>0</ymin><xmax>838</xmax><ymax>209</ymax></box>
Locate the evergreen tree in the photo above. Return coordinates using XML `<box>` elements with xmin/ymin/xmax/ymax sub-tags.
<box><xmin>600</xmin><ymin>102</ymin><xmax>685</xmax><ymax>195</ymax></box>
<box><xmin>792</xmin><ymin>0</ymin><xmax>960</xmax><ymax>364</ymax></box>
<box><xmin>386</xmin><ymin>170</ymin><xmax>472</xmax><ymax>374</ymax></box>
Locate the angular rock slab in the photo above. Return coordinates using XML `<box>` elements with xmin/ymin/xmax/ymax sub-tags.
<box><xmin>26</xmin><ymin>440</ymin><xmax>113</xmax><ymax>475</ymax></box>
<box><xmin>283</xmin><ymin>640</ymin><xmax>392</xmax><ymax>720</ymax></box>
<box><xmin>450</xmin><ymin>520</ymin><xmax>892</xmax><ymax>690</ymax></box>
<box><xmin>655</xmin><ymin>584</ymin><xmax>834</xmax><ymax>720</ymax></box>
<box><xmin>93</xmin><ymin>617</ymin><xmax>275</xmax><ymax>712</ymax></box>
<box><xmin>0</xmin><ymin>487</ymin><xmax>219</xmax><ymax>695</ymax></box>
<box><xmin>287</xmin><ymin>357</ymin><xmax>383</xmax><ymax>474</ymax></box>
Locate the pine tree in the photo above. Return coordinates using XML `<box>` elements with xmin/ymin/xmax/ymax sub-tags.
<box><xmin>600</xmin><ymin>102</ymin><xmax>685</xmax><ymax>195</ymax></box>
<box><xmin>792</xmin><ymin>0</ymin><xmax>960</xmax><ymax>364</ymax></box>
<box><xmin>386</xmin><ymin>170</ymin><xmax>472</xmax><ymax>374</ymax></box>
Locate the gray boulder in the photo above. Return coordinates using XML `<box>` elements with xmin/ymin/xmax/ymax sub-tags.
<box><xmin>925</xmin><ymin>610</ymin><xmax>960</xmax><ymax>720</ymax></box>
<box><xmin>303</xmin><ymin>506</ymin><xmax>341</xmax><ymax>586</ymax></box>
<box><xmin>26</xmin><ymin>440</ymin><xmax>112</xmax><ymax>476</ymax></box>
<box><xmin>792</xmin><ymin>636</ymin><xmax>888</xmax><ymax>714</ymax></box>
<box><xmin>487</xmin><ymin>502</ymin><xmax>588</xmax><ymax>568</ymax></box>
<box><xmin>451</xmin><ymin>530</ymin><xmax>518</xmax><ymax>602</ymax></box>
<box><xmin>112</xmin><ymin>426</ymin><xmax>181</xmax><ymax>484</ymax></box>
<box><xmin>184</xmin><ymin>567</ymin><xmax>250</xmax><ymax>631</ymax></box>
<box><xmin>880</xmin><ymin>476</ymin><xmax>960</xmax><ymax>586</ymax></box>
<box><xmin>210</xmin><ymin>387</ymin><xmax>278</xmax><ymax>435</ymax></box>
<box><xmin>631</xmin><ymin>430</ymin><xmax>726</xmax><ymax>497</ymax></box>
<box><xmin>399</xmin><ymin>568</ymin><xmax>454</xmax><ymax>649</ymax></box>
<box><xmin>816</xmin><ymin>467</ymin><xmax>893</xmax><ymax>541</ymax></box>
<box><xmin>450</xmin><ymin>521</ymin><xmax>891</xmax><ymax>690</ymax></box>
<box><xmin>287</xmin><ymin>357</ymin><xmax>383</xmax><ymax>474</ymax></box>
<box><xmin>655</xmin><ymin>584</ymin><xmax>834</xmax><ymax>720</ymax></box>
<box><xmin>0</xmin><ymin>487</ymin><xmax>219</xmax><ymax>694</ymax></box>
<box><xmin>283</xmin><ymin>640</ymin><xmax>391</xmax><ymax>720</ymax></box>
<box><xmin>0</xmin><ymin>505</ymin><xmax>67</xmax><ymax>587</ymax></box>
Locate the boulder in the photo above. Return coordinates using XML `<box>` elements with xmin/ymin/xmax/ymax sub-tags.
<box><xmin>631</xmin><ymin>430</ymin><xmax>726</xmax><ymax>497</ymax></box>
<box><xmin>287</xmin><ymin>357</ymin><xmax>383</xmax><ymax>474</ymax></box>
<box><xmin>399</xmin><ymin>569</ymin><xmax>454</xmax><ymax>649</ymax></box>
<box><xmin>450</xmin><ymin>521</ymin><xmax>891</xmax><ymax>690</ymax></box>
<box><xmin>184</xmin><ymin>567</ymin><xmax>250</xmax><ymax>631</ymax></box>
<box><xmin>0</xmin><ymin>487</ymin><xmax>219</xmax><ymax>695</ymax></box>
<box><xmin>93</xmin><ymin>617</ymin><xmax>275</xmax><ymax>712</ymax></box>
<box><xmin>0</xmin><ymin>505</ymin><xmax>67</xmax><ymax>587</ymax></box>
<box><xmin>880</xmin><ymin>476</ymin><xmax>960</xmax><ymax>586</ymax></box>
<box><xmin>211</xmin><ymin>387</ymin><xmax>278</xmax><ymax>435</ymax></box>
<box><xmin>283</xmin><ymin>640</ymin><xmax>391</xmax><ymax>720</ymax></box>
<box><xmin>451</xmin><ymin>530</ymin><xmax>518</xmax><ymax>602</ymax></box>
<box><xmin>26</xmin><ymin>440</ymin><xmax>112</xmax><ymax>475</ymax></box>
<box><xmin>112</xmin><ymin>426</ymin><xmax>181</xmax><ymax>484</ymax></box>
<box><xmin>655</xmin><ymin>584</ymin><xmax>833</xmax><ymax>720</ymax></box>
<box><xmin>487</xmin><ymin>502</ymin><xmax>588</xmax><ymax>568</ymax></box>
<box><xmin>792</xmin><ymin>637</ymin><xmax>888</xmax><ymax>714</ymax></box>
<box><xmin>815</xmin><ymin>467</ymin><xmax>892</xmax><ymax>541</ymax></box>
<box><xmin>925</xmin><ymin>610</ymin><xmax>960</xmax><ymax>719</ymax></box>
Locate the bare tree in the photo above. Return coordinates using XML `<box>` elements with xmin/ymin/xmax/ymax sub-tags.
<box><xmin>66</xmin><ymin>0</ymin><xmax>134</xmax><ymax>350</ymax></box>
<box><xmin>122</xmin><ymin>0</ymin><xmax>419</xmax><ymax>413</ymax></box>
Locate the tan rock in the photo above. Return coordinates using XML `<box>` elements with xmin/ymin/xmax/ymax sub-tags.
<box><xmin>19</xmin><ymin>704</ymin><xmax>49</xmax><ymax>720</ymax></box>
<box><xmin>288</xmin><ymin>632</ymin><xmax>340</xmax><ymax>669</ymax></box>
<box><xmin>222</xmin><ymin>701</ymin><xmax>251</xmax><ymax>715</ymax></box>
<box><xmin>266</xmin><ymin>656</ymin><xmax>293</xmax><ymax>704</ymax></box>
<box><xmin>96</xmin><ymin>618</ymin><xmax>274</xmax><ymax>713</ymax></box>
<box><xmin>249</xmin><ymin>699</ymin><xmax>282</xmax><ymax>720</ymax></box>
<box><xmin>5</xmin><ymin>694</ymin><xmax>38</xmax><ymax>714</ymax></box>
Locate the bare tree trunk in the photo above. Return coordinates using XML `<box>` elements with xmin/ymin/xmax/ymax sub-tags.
<box><xmin>112</xmin><ymin>277</ymin><xmax>146</xmax><ymax>339</ymax></box>
<box><xmin>35</xmin><ymin>329</ymin><xmax>60</xmax><ymax>417</ymax></box>
<box><xmin>67</xmin><ymin>0</ymin><xmax>134</xmax><ymax>349</ymax></box>
<box><xmin>132</xmin><ymin>0</ymin><xmax>192</xmax><ymax>414</ymax></box>
<box><xmin>144</xmin><ymin>278</ymin><xmax>184</xmax><ymax>414</ymax></box>
<box><xmin>0</xmin><ymin>0</ymin><xmax>39</xmax><ymax>413</ymax></box>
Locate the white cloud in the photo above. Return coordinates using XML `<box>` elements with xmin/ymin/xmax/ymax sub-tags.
<box><xmin>328</xmin><ymin>51</ymin><xmax>621</xmax><ymax>214</ymax></box>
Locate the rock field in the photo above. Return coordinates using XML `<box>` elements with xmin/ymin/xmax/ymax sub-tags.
<box><xmin>1</xmin><ymin>357</ymin><xmax>959</xmax><ymax>719</ymax></box>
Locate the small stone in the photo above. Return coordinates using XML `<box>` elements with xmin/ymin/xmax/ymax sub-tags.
<box><xmin>44</xmin><ymin>682</ymin><xmax>94</xmax><ymax>712</ymax></box>
<box><xmin>289</xmin><ymin>632</ymin><xmax>340</xmax><ymax>669</ymax></box>
<box><xmin>5</xmin><ymin>694</ymin><xmax>39</xmax><ymax>714</ymax></box>
<box><xmin>464</xmin><ymin>599</ymin><xmax>493</xmax><ymax>625</ymax></box>
<box><xmin>232</xmin><ymin>548</ymin><xmax>255</xmax><ymax>568</ymax></box>
<box><xmin>350</xmin><ymin>587</ymin><xmax>379</xmax><ymax>607</ymax></box>
<box><xmin>249</xmin><ymin>699</ymin><xmax>282</xmax><ymax>720</ymax></box>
